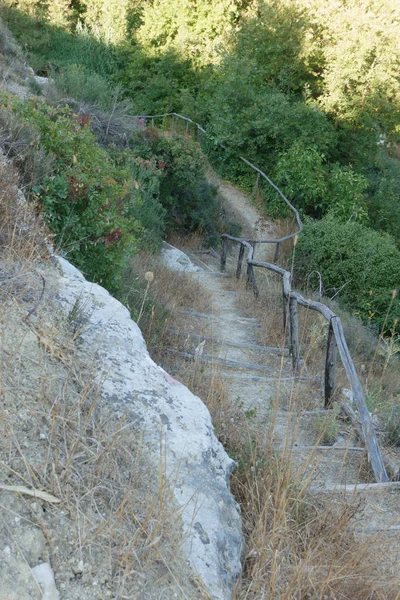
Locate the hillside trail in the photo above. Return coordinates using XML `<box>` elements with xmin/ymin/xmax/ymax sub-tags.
<box><xmin>207</xmin><ymin>171</ymin><xmax>274</xmax><ymax>253</ymax></box>
<box><xmin>168</xmin><ymin>174</ymin><xmax>400</xmax><ymax>573</ymax></box>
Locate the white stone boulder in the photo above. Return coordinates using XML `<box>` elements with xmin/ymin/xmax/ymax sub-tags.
<box><xmin>53</xmin><ymin>256</ymin><xmax>242</xmax><ymax>600</ymax></box>
<box><xmin>160</xmin><ymin>241</ymin><xmax>202</xmax><ymax>272</ymax></box>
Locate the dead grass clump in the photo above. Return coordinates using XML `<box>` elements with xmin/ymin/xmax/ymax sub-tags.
<box><xmin>230</xmin><ymin>432</ymin><xmax>396</xmax><ymax>600</ymax></box>
<box><xmin>268</xmin><ymin>216</ymin><xmax>298</xmax><ymax>265</ymax></box>
<box><xmin>0</xmin><ymin>107</ymin><xmax>55</xmax><ymax>189</ymax></box>
<box><xmin>48</xmin><ymin>94</ymin><xmax>140</xmax><ymax>148</ymax></box>
<box><xmin>0</xmin><ymin>160</ymin><xmax>49</xmax><ymax>261</ymax></box>
<box><xmin>122</xmin><ymin>252</ymin><xmax>211</xmax><ymax>363</ymax></box>
<box><xmin>235</xmin><ymin>271</ymin><xmax>286</xmax><ymax>348</ymax></box>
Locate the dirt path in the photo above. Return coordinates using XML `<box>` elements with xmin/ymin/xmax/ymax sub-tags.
<box><xmin>170</xmin><ymin>179</ymin><xmax>400</xmax><ymax>570</ymax></box>
<box><xmin>207</xmin><ymin>171</ymin><xmax>275</xmax><ymax>261</ymax></box>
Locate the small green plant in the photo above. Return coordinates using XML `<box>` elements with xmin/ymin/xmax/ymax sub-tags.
<box><xmin>383</xmin><ymin>405</ymin><xmax>400</xmax><ymax>447</ymax></box>
<box><xmin>314</xmin><ymin>402</ymin><xmax>341</xmax><ymax>445</ymax></box>
<box><xmin>244</xmin><ymin>408</ymin><xmax>257</xmax><ymax>420</ymax></box>
<box><xmin>27</xmin><ymin>76</ymin><xmax>42</xmax><ymax>95</ymax></box>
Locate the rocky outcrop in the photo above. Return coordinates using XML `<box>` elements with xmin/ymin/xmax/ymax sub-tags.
<box><xmin>54</xmin><ymin>256</ymin><xmax>242</xmax><ymax>600</ymax></box>
<box><xmin>161</xmin><ymin>241</ymin><xmax>202</xmax><ymax>272</ymax></box>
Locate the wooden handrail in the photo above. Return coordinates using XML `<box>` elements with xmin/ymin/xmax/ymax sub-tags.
<box><xmin>223</xmin><ymin>238</ymin><xmax>389</xmax><ymax>483</ymax></box>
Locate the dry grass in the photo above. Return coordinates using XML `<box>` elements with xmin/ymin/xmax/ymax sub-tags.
<box><xmin>0</xmin><ymin>298</ymin><xmax>205</xmax><ymax>598</ymax></box>
<box><xmin>0</xmin><ymin>161</ymin><xmax>49</xmax><ymax>261</ymax></box>
<box><xmin>122</xmin><ymin>250</ymin><xmax>212</xmax><ymax>365</ymax></box>
<box><xmin>3</xmin><ymin>138</ymin><xmax>399</xmax><ymax>598</ymax></box>
<box><xmin>166</xmin><ymin>353</ymin><xmax>399</xmax><ymax>600</ymax></box>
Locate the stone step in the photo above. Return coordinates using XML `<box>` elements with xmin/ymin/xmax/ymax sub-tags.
<box><xmin>308</xmin><ymin>481</ymin><xmax>400</xmax><ymax>494</ymax></box>
<box><xmin>166</xmin><ymin>349</ymin><xmax>282</xmax><ymax>374</ymax></box>
<box><xmin>210</xmin><ymin>290</ymin><xmax>253</xmax><ymax>297</ymax></box>
<box><xmin>168</xmin><ymin>329</ymin><xmax>288</xmax><ymax>356</ymax></box>
<box><xmin>188</xmin><ymin>271</ymin><xmax>227</xmax><ymax>277</ymax></box>
<box><xmin>180</xmin><ymin>309</ymin><xmax>260</xmax><ymax>326</ymax></box>
<box><xmin>286</xmin><ymin>445</ymin><xmax>372</xmax><ymax>487</ymax></box>
<box><xmin>264</xmin><ymin>411</ymin><xmax>357</xmax><ymax>453</ymax></box>
<box><xmin>168</xmin><ymin>330</ymin><xmax>289</xmax><ymax>366</ymax></box>
<box><xmin>186</xmin><ymin>250</ymin><xmax>232</xmax><ymax>271</ymax></box>
<box><xmin>216</xmin><ymin>370</ymin><xmax>318</xmax><ymax>383</ymax></box>
<box><xmin>309</xmin><ymin>480</ymin><xmax>400</xmax><ymax>535</ymax></box>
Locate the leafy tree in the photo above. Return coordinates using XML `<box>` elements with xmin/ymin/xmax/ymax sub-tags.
<box><xmin>299</xmin><ymin>0</ymin><xmax>400</xmax><ymax>141</ymax></box>
<box><xmin>130</xmin><ymin>127</ymin><xmax>222</xmax><ymax>237</ymax></box>
<box><xmin>46</xmin><ymin>0</ymin><xmax>72</xmax><ymax>27</ymax></box>
<box><xmin>223</xmin><ymin>0</ymin><xmax>316</xmax><ymax>96</ymax></box>
<box><xmin>365</xmin><ymin>151</ymin><xmax>400</xmax><ymax>243</ymax></box>
<box><xmin>81</xmin><ymin>0</ymin><xmax>133</xmax><ymax>43</ymax></box>
<box><xmin>133</xmin><ymin>0</ymin><xmax>241</xmax><ymax>69</ymax></box>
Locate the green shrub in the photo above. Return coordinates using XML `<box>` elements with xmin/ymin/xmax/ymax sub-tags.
<box><xmin>1</xmin><ymin>6</ymin><xmax>117</xmax><ymax>77</ymax></box>
<box><xmin>295</xmin><ymin>215</ymin><xmax>400</xmax><ymax>333</ymax></box>
<box><xmin>51</xmin><ymin>64</ymin><xmax>113</xmax><ymax>108</ymax></box>
<box><xmin>365</xmin><ymin>151</ymin><xmax>400</xmax><ymax>245</ymax></box>
<box><xmin>0</xmin><ymin>93</ymin><xmax>144</xmax><ymax>291</ymax></box>
<box><xmin>130</xmin><ymin>128</ymin><xmax>220</xmax><ymax>237</ymax></box>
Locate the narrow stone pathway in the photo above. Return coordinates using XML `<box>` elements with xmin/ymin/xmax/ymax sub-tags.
<box><xmin>166</xmin><ymin>180</ymin><xmax>400</xmax><ymax>575</ymax></box>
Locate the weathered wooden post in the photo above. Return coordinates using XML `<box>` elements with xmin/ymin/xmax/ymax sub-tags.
<box><xmin>324</xmin><ymin>318</ymin><xmax>338</xmax><ymax>408</ymax></box>
<box><xmin>331</xmin><ymin>317</ymin><xmax>388</xmax><ymax>482</ymax></box>
<box><xmin>273</xmin><ymin>242</ymin><xmax>280</xmax><ymax>264</ymax></box>
<box><xmin>236</xmin><ymin>243</ymin><xmax>245</xmax><ymax>279</ymax></box>
<box><xmin>221</xmin><ymin>237</ymin><xmax>227</xmax><ymax>272</ymax></box>
<box><xmin>253</xmin><ymin>172</ymin><xmax>260</xmax><ymax>200</ymax></box>
<box><xmin>289</xmin><ymin>295</ymin><xmax>300</xmax><ymax>373</ymax></box>
<box><xmin>282</xmin><ymin>272</ymin><xmax>291</xmax><ymax>334</ymax></box>
<box><xmin>246</xmin><ymin>263</ymin><xmax>259</xmax><ymax>297</ymax></box>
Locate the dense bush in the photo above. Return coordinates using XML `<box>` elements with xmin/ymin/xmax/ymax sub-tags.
<box><xmin>0</xmin><ymin>93</ymin><xmax>147</xmax><ymax>291</ymax></box>
<box><xmin>2</xmin><ymin>0</ymin><xmax>399</xmax><ymax>315</ymax></box>
<box><xmin>130</xmin><ymin>128</ymin><xmax>225</xmax><ymax>242</ymax></box>
<box><xmin>295</xmin><ymin>216</ymin><xmax>400</xmax><ymax>333</ymax></box>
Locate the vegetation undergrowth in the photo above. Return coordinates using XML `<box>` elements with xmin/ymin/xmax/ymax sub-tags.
<box><xmin>1</xmin><ymin>5</ymin><xmax>400</xmax><ymax>598</ymax></box>
<box><xmin>1</xmin><ymin>1</ymin><xmax>399</xmax><ymax>333</ymax></box>
<box><xmin>144</xmin><ymin>249</ymin><xmax>400</xmax><ymax>599</ymax></box>
<box><xmin>0</xmin><ymin>88</ymin><xmax>237</xmax><ymax>299</ymax></box>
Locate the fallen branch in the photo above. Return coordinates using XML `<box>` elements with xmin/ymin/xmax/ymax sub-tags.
<box><xmin>0</xmin><ymin>484</ymin><xmax>61</xmax><ymax>503</ymax></box>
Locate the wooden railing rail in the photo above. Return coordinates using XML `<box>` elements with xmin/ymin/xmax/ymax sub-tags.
<box><xmin>222</xmin><ymin>235</ymin><xmax>389</xmax><ymax>483</ymax></box>
<box><xmin>138</xmin><ymin>110</ymin><xmax>388</xmax><ymax>483</ymax></box>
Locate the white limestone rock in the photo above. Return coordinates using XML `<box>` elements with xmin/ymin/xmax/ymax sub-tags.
<box><xmin>32</xmin><ymin>563</ymin><xmax>60</xmax><ymax>600</ymax></box>
<box><xmin>53</xmin><ymin>256</ymin><xmax>242</xmax><ymax>600</ymax></box>
<box><xmin>33</xmin><ymin>75</ymin><xmax>49</xmax><ymax>87</ymax></box>
<box><xmin>160</xmin><ymin>242</ymin><xmax>202</xmax><ymax>272</ymax></box>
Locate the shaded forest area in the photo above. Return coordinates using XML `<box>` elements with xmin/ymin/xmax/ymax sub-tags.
<box><xmin>1</xmin><ymin>0</ymin><xmax>399</xmax><ymax>332</ymax></box>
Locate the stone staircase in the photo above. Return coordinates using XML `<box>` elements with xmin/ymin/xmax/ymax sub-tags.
<box><xmin>166</xmin><ymin>246</ymin><xmax>400</xmax><ymax>566</ymax></box>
